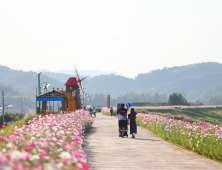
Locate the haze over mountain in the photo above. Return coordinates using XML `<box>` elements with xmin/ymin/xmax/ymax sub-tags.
<box><xmin>36</xmin><ymin>69</ymin><xmax>121</xmax><ymax>77</ymax></box>
<box><xmin>1</xmin><ymin>62</ymin><xmax>222</xmax><ymax>108</ymax></box>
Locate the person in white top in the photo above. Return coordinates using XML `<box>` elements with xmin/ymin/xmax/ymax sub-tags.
<box><xmin>93</xmin><ymin>107</ymin><xmax>96</xmax><ymax>117</ymax></box>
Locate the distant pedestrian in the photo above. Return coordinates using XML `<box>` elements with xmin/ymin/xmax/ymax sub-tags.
<box><xmin>110</xmin><ymin>107</ymin><xmax>113</xmax><ymax>117</ymax></box>
<box><xmin>89</xmin><ymin>107</ymin><xmax>92</xmax><ymax>116</ymax></box>
<box><xmin>93</xmin><ymin>107</ymin><xmax>96</xmax><ymax>117</ymax></box>
<box><xmin>128</xmin><ymin>108</ymin><xmax>137</xmax><ymax>138</ymax></box>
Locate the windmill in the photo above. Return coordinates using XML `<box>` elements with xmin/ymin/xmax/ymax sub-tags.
<box><xmin>74</xmin><ymin>66</ymin><xmax>89</xmax><ymax>93</ymax></box>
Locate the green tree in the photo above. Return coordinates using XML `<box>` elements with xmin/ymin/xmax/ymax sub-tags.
<box><xmin>168</xmin><ymin>93</ymin><xmax>187</xmax><ymax>105</ymax></box>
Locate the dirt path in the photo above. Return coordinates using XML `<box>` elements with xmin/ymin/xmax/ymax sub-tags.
<box><xmin>84</xmin><ymin>113</ymin><xmax>222</xmax><ymax>170</ymax></box>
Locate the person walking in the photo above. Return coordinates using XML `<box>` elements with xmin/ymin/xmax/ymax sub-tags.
<box><xmin>117</xmin><ymin>103</ymin><xmax>127</xmax><ymax>137</ymax></box>
<box><xmin>110</xmin><ymin>107</ymin><xmax>113</xmax><ymax>117</ymax></box>
<box><xmin>128</xmin><ymin>108</ymin><xmax>137</xmax><ymax>138</ymax></box>
<box><xmin>89</xmin><ymin>107</ymin><xmax>92</xmax><ymax>116</ymax></box>
<box><xmin>93</xmin><ymin>107</ymin><xmax>96</xmax><ymax>117</ymax></box>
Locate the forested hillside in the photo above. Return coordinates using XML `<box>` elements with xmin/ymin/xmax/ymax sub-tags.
<box><xmin>1</xmin><ymin>62</ymin><xmax>222</xmax><ymax>107</ymax></box>
<box><xmin>82</xmin><ymin>62</ymin><xmax>222</xmax><ymax>103</ymax></box>
<box><xmin>0</xmin><ymin>65</ymin><xmax>65</xmax><ymax>97</ymax></box>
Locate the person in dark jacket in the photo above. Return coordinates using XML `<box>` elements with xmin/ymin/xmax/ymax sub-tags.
<box><xmin>128</xmin><ymin>108</ymin><xmax>137</xmax><ymax>138</ymax></box>
<box><xmin>89</xmin><ymin>107</ymin><xmax>92</xmax><ymax>116</ymax></box>
<box><xmin>110</xmin><ymin>107</ymin><xmax>113</xmax><ymax>117</ymax></box>
<box><xmin>117</xmin><ymin>103</ymin><xmax>127</xmax><ymax>137</ymax></box>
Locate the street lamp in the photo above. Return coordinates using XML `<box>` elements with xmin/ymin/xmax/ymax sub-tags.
<box><xmin>84</xmin><ymin>93</ymin><xmax>87</xmax><ymax>106</ymax></box>
<box><xmin>21</xmin><ymin>97</ymin><xmax>26</xmax><ymax>114</ymax></box>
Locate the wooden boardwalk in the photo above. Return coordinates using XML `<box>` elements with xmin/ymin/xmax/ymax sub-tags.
<box><xmin>84</xmin><ymin>113</ymin><xmax>222</xmax><ymax>170</ymax></box>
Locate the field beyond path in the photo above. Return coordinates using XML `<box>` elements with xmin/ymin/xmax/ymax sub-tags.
<box><xmin>84</xmin><ymin>113</ymin><xmax>222</xmax><ymax>170</ymax></box>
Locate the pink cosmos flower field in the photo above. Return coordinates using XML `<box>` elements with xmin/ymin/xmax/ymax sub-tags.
<box><xmin>137</xmin><ymin>113</ymin><xmax>222</xmax><ymax>161</ymax></box>
<box><xmin>0</xmin><ymin>110</ymin><xmax>93</xmax><ymax>170</ymax></box>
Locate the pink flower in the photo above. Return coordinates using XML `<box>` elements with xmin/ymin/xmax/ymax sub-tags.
<box><xmin>31</xmin><ymin>141</ymin><xmax>36</xmax><ymax>147</ymax></box>
<box><xmin>23</xmin><ymin>147</ymin><xmax>31</xmax><ymax>152</ymax></box>
<box><xmin>19</xmin><ymin>123</ymin><xmax>22</xmax><ymax>125</ymax></box>
<box><xmin>41</xmin><ymin>150</ymin><xmax>48</xmax><ymax>157</ymax></box>
<box><xmin>1</xmin><ymin>125</ymin><xmax>6</xmax><ymax>128</ymax></box>
<box><xmin>82</xmin><ymin>162</ymin><xmax>90</xmax><ymax>169</ymax></box>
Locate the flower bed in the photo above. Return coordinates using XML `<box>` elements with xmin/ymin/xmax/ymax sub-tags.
<box><xmin>132</xmin><ymin>105</ymin><xmax>222</xmax><ymax>110</ymax></box>
<box><xmin>137</xmin><ymin>113</ymin><xmax>222</xmax><ymax>161</ymax></box>
<box><xmin>0</xmin><ymin>110</ymin><xmax>93</xmax><ymax>170</ymax></box>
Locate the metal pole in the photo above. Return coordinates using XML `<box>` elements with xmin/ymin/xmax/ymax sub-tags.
<box><xmin>35</xmin><ymin>88</ymin><xmax>37</xmax><ymax>114</ymax></box>
<box><xmin>2</xmin><ymin>90</ymin><xmax>4</xmax><ymax>126</ymax></box>
<box><xmin>38</xmin><ymin>74</ymin><xmax>41</xmax><ymax>114</ymax></box>
<box><xmin>21</xmin><ymin>97</ymin><xmax>22</xmax><ymax>114</ymax></box>
<box><xmin>83</xmin><ymin>92</ymin><xmax>85</xmax><ymax>108</ymax></box>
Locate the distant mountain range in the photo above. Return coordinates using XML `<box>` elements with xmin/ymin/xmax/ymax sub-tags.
<box><xmin>1</xmin><ymin>62</ymin><xmax>222</xmax><ymax>106</ymax></box>
<box><xmin>35</xmin><ymin>69</ymin><xmax>121</xmax><ymax>77</ymax></box>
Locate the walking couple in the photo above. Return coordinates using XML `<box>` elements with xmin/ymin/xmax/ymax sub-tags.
<box><xmin>117</xmin><ymin>103</ymin><xmax>137</xmax><ymax>138</ymax></box>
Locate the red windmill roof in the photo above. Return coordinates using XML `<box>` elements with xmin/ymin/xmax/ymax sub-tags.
<box><xmin>65</xmin><ymin>77</ymin><xmax>78</xmax><ymax>86</ymax></box>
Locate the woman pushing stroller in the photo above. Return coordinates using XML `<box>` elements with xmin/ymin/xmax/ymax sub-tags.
<box><xmin>117</xmin><ymin>103</ymin><xmax>128</xmax><ymax>137</ymax></box>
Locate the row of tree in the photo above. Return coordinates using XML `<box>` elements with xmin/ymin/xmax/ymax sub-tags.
<box><xmin>86</xmin><ymin>92</ymin><xmax>168</xmax><ymax>106</ymax></box>
<box><xmin>207</xmin><ymin>95</ymin><xmax>222</xmax><ymax>105</ymax></box>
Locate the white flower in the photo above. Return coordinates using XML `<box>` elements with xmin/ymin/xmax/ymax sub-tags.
<box><xmin>51</xmin><ymin>137</ymin><xmax>57</xmax><ymax>141</ymax></box>
<box><xmin>57</xmin><ymin>148</ymin><xmax>63</xmax><ymax>152</ymax></box>
<box><xmin>44</xmin><ymin>156</ymin><xmax>49</xmax><ymax>160</ymax></box>
<box><xmin>76</xmin><ymin>163</ymin><xmax>83</xmax><ymax>169</ymax></box>
<box><xmin>36</xmin><ymin>133</ymin><xmax>41</xmax><ymax>137</ymax></box>
<box><xmin>59</xmin><ymin>130</ymin><xmax>64</xmax><ymax>135</ymax></box>
<box><xmin>31</xmin><ymin>137</ymin><xmax>36</xmax><ymax>140</ymax></box>
<box><xmin>43</xmin><ymin>163</ymin><xmax>54</xmax><ymax>170</ymax></box>
<box><xmin>30</xmin><ymin>154</ymin><xmax>40</xmax><ymax>161</ymax></box>
<box><xmin>32</xmin><ymin>148</ymin><xmax>37</xmax><ymax>154</ymax></box>
<box><xmin>52</xmin><ymin>127</ymin><xmax>58</xmax><ymax>131</ymax></box>
<box><xmin>2</xmin><ymin>148</ymin><xmax>6</xmax><ymax>152</ymax></box>
<box><xmin>59</xmin><ymin>151</ymin><xmax>71</xmax><ymax>159</ymax></box>
<box><xmin>57</xmin><ymin>163</ymin><xmax>64</xmax><ymax>168</ymax></box>
<box><xmin>6</xmin><ymin>143</ymin><xmax>13</xmax><ymax>149</ymax></box>
<box><xmin>10</xmin><ymin>150</ymin><xmax>22</xmax><ymax>160</ymax></box>
<box><xmin>4</xmin><ymin>166</ymin><xmax>12</xmax><ymax>170</ymax></box>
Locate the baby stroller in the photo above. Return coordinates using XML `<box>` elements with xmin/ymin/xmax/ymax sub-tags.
<box><xmin>121</xmin><ymin>119</ymin><xmax>129</xmax><ymax>138</ymax></box>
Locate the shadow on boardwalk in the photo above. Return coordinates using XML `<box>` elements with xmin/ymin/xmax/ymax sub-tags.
<box><xmin>84</xmin><ymin>113</ymin><xmax>222</xmax><ymax>170</ymax></box>
<box><xmin>132</xmin><ymin>138</ymin><xmax>160</xmax><ymax>141</ymax></box>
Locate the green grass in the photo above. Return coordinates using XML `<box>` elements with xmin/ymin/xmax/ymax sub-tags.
<box><xmin>135</xmin><ymin>107</ymin><xmax>222</xmax><ymax>125</ymax></box>
<box><xmin>1</xmin><ymin>120</ymin><xmax>25</xmax><ymax>136</ymax></box>
<box><xmin>1</xmin><ymin>115</ymin><xmax>39</xmax><ymax>136</ymax></box>
<box><xmin>102</xmin><ymin>110</ymin><xmax>117</xmax><ymax>116</ymax></box>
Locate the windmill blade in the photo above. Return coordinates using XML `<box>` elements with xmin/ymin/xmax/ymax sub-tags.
<box><xmin>80</xmin><ymin>75</ymin><xmax>89</xmax><ymax>82</ymax></box>
<box><xmin>74</xmin><ymin>66</ymin><xmax>80</xmax><ymax>81</ymax></box>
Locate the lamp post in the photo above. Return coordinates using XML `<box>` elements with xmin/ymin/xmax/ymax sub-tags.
<box><xmin>2</xmin><ymin>90</ymin><xmax>4</xmax><ymax>127</ymax></box>
<box><xmin>33</xmin><ymin>72</ymin><xmax>43</xmax><ymax>114</ymax></box>
<box><xmin>21</xmin><ymin>97</ymin><xmax>26</xmax><ymax>114</ymax></box>
<box><xmin>85</xmin><ymin>93</ymin><xmax>87</xmax><ymax>106</ymax></box>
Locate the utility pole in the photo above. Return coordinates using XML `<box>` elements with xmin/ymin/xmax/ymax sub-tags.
<box><xmin>21</xmin><ymin>98</ymin><xmax>26</xmax><ymax>114</ymax></box>
<box><xmin>33</xmin><ymin>72</ymin><xmax>43</xmax><ymax>114</ymax></box>
<box><xmin>2</xmin><ymin>90</ymin><xmax>4</xmax><ymax>126</ymax></box>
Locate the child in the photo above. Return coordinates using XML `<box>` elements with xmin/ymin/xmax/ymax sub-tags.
<box><xmin>128</xmin><ymin>108</ymin><xmax>137</xmax><ymax>138</ymax></box>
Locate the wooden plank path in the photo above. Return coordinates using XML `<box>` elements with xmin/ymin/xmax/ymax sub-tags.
<box><xmin>84</xmin><ymin>113</ymin><xmax>222</xmax><ymax>170</ymax></box>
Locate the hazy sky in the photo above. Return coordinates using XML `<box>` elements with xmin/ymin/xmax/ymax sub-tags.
<box><xmin>0</xmin><ymin>0</ymin><xmax>222</xmax><ymax>78</ymax></box>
